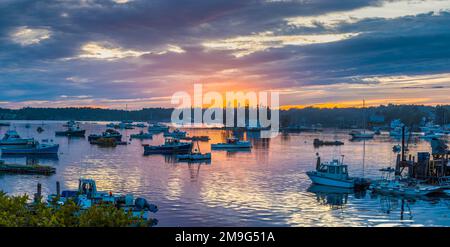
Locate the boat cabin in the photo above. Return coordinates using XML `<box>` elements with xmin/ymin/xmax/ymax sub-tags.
<box><xmin>317</xmin><ymin>159</ymin><xmax>350</xmax><ymax>179</ymax></box>
<box><xmin>78</xmin><ymin>178</ymin><xmax>98</xmax><ymax>198</ymax></box>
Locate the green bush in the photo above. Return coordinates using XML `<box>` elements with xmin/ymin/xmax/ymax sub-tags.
<box><xmin>0</xmin><ymin>191</ymin><xmax>154</xmax><ymax>227</ymax></box>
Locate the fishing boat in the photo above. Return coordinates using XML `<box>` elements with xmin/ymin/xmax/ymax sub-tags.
<box><xmin>306</xmin><ymin>154</ymin><xmax>370</xmax><ymax>189</ymax></box>
<box><xmin>0</xmin><ymin>122</ymin><xmax>11</xmax><ymax>126</ymax></box>
<box><xmin>130</xmin><ymin>131</ymin><xmax>153</xmax><ymax>139</ymax></box>
<box><xmin>0</xmin><ymin>130</ymin><xmax>34</xmax><ymax>146</ymax></box>
<box><xmin>163</xmin><ymin>129</ymin><xmax>187</xmax><ymax>138</ymax></box>
<box><xmin>313</xmin><ymin>138</ymin><xmax>344</xmax><ymax>147</ymax></box>
<box><xmin>55</xmin><ymin>124</ymin><xmax>86</xmax><ymax>137</ymax></box>
<box><xmin>148</xmin><ymin>123</ymin><xmax>169</xmax><ymax>133</ymax></box>
<box><xmin>47</xmin><ymin>178</ymin><xmax>158</xmax><ymax>221</ymax></box>
<box><xmin>88</xmin><ymin>129</ymin><xmax>122</xmax><ymax>142</ymax></box>
<box><xmin>349</xmin><ymin>130</ymin><xmax>374</xmax><ymax>139</ymax></box>
<box><xmin>369</xmin><ymin>168</ymin><xmax>444</xmax><ymax>197</ymax></box>
<box><xmin>1</xmin><ymin>140</ymin><xmax>59</xmax><ymax>155</ymax></box>
<box><xmin>0</xmin><ymin>160</ymin><xmax>55</xmax><ymax>175</ymax></box>
<box><xmin>143</xmin><ymin>138</ymin><xmax>192</xmax><ymax>155</ymax></box>
<box><xmin>211</xmin><ymin>137</ymin><xmax>252</xmax><ymax>149</ymax></box>
<box><xmin>106</xmin><ymin>122</ymin><xmax>116</xmax><ymax>128</ymax></box>
<box><xmin>182</xmin><ymin>135</ymin><xmax>210</xmax><ymax>141</ymax></box>
<box><xmin>177</xmin><ymin>141</ymin><xmax>211</xmax><ymax>161</ymax></box>
<box><xmin>36</xmin><ymin>127</ymin><xmax>44</xmax><ymax>133</ymax></box>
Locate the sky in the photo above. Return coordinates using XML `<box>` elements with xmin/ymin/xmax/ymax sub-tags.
<box><xmin>0</xmin><ymin>0</ymin><xmax>449</xmax><ymax>109</ymax></box>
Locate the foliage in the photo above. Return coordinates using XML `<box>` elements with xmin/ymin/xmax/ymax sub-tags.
<box><xmin>0</xmin><ymin>192</ymin><xmax>152</xmax><ymax>227</ymax></box>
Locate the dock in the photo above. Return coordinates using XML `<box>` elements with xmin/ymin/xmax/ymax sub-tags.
<box><xmin>0</xmin><ymin>161</ymin><xmax>56</xmax><ymax>175</ymax></box>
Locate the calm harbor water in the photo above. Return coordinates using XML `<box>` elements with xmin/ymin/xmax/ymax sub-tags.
<box><xmin>1</xmin><ymin>121</ymin><xmax>450</xmax><ymax>227</ymax></box>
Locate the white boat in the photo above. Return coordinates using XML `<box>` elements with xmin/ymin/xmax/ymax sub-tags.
<box><xmin>369</xmin><ymin>168</ymin><xmax>444</xmax><ymax>197</ymax></box>
<box><xmin>420</xmin><ymin>131</ymin><xmax>445</xmax><ymax>139</ymax></box>
<box><xmin>211</xmin><ymin>137</ymin><xmax>252</xmax><ymax>149</ymax></box>
<box><xmin>349</xmin><ymin>100</ymin><xmax>374</xmax><ymax>139</ymax></box>
<box><xmin>306</xmin><ymin>156</ymin><xmax>369</xmax><ymax>188</ymax></box>
<box><xmin>349</xmin><ymin>130</ymin><xmax>374</xmax><ymax>139</ymax></box>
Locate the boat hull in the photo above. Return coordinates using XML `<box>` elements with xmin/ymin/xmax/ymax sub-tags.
<box><xmin>55</xmin><ymin>130</ymin><xmax>86</xmax><ymax>137</ymax></box>
<box><xmin>306</xmin><ymin>172</ymin><xmax>355</xmax><ymax>188</ymax></box>
<box><xmin>1</xmin><ymin>144</ymin><xmax>59</xmax><ymax>155</ymax></box>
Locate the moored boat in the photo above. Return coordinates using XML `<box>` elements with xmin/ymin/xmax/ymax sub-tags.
<box><xmin>177</xmin><ymin>141</ymin><xmax>211</xmax><ymax>161</ymax></box>
<box><xmin>130</xmin><ymin>131</ymin><xmax>153</xmax><ymax>139</ymax></box>
<box><xmin>313</xmin><ymin>138</ymin><xmax>344</xmax><ymax>147</ymax></box>
<box><xmin>143</xmin><ymin>138</ymin><xmax>192</xmax><ymax>155</ymax></box>
<box><xmin>163</xmin><ymin>129</ymin><xmax>187</xmax><ymax>138</ymax></box>
<box><xmin>306</xmin><ymin>155</ymin><xmax>370</xmax><ymax>189</ymax></box>
<box><xmin>47</xmin><ymin>178</ymin><xmax>158</xmax><ymax>222</ymax></box>
<box><xmin>55</xmin><ymin>124</ymin><xmax>86</xmax><ymax>137</ymax></box>
<box><xmin>211</xmin><ymin>137</ymin><xmax>252</xmax><ymax>149</ymax></box>
<box><xmin>148</xmin><ymin>123</ymin><xmax>169</xmax><ymax>133</ymax></box>
<box><xmin>1</xmin><ymin>140</ymin><xmax>59</xmax><ymax>155</ymax></box>
<box><xmin>0</xmin><ymin>130</ymin><xmax>34</xmax><ymax>146</ymax></box>
<box><xmin>0</xmin><ymin>160</ymin><xmax>55</xmax><ymax>175</ymax></box>
<box><xmin>88</xmin><ymin>129</ymin><xmax>122</xmax><ymax>142</ymax></box>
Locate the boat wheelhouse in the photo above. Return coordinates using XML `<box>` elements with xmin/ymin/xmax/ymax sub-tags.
<box><xmin>0</xmin><ymin>130</ymin><xmax>34</xmax><ymax>146</ymax></box>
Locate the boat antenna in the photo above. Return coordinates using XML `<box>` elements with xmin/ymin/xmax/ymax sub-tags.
<box><xmin>341</xmin><ymin>154</ymin><xmax>345</xmax><ymax>164</ymax></box>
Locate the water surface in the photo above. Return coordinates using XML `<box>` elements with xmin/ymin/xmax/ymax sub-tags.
<box><xmin>1</xmin><ymin>121</ymin><xmax>449</xmax><ymax>227</ymax></box>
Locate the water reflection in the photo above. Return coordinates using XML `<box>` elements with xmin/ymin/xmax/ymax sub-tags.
<box><xmin>1</xmin><ymin>121</ymin><xmax>450</xmax><ymax>226</ymax></box>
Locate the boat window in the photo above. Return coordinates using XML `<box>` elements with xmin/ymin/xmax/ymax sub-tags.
<box><xmin>328</xmin><ymin>166</ymin><xmax>335</xmax><ymax>174</ymax></box>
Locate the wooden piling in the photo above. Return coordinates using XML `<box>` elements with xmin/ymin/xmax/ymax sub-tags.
<box><xmin>56</xmin><ymin>181</ymin><xmax>60</xmax><ymax>197</ymax></box>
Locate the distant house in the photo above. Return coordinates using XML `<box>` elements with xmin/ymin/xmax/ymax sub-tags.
<box><xmin>369</xmin><ymin>114</ymin><xmax>385</xmax><ymax>124</ymax></box>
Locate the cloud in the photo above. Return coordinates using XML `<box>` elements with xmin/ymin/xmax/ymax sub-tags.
<box><xmin>76</xmin><ymin>42</ymin><xmax>151</xmax><ymax>60</ymax></box>
<box><xmin>9</xmin><ymin>26</ymin><xmax>52</xmax><ymax>46</ymax></box>
<box><xmin>286</xmin><ymin>0</ymin><xmax>450</xmax><ymax>28</ymax></box>
<box><xmin>203</xmin><ymin>31</ymin><xmax>360</xmax><ymax>57</ymax></box>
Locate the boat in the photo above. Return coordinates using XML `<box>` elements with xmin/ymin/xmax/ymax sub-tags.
<box><xmin>389</xmin><ymin>119</ymin><xmax>409</xmax><ymax>137</ymax></box>
<box><xmin>0</xmin><ymin>130</ymin><xmax>34</xmax><ymax>146</ymax></box>
<box><xmin>349</xmin><ymin>131</ymin><xmax>374</xmax><ymax>139</ymax></box>
<box><xmin>163</xmin><ymin>129</ymin><xmax>187</xmax><ymax>138</ymax></box>
<box><xmin>130</xmin><ymin>131</ymin><xmax>153</xmax><ymax>139</ymax></box>
<box><xmin>47</xmin><ymin>178</ymin><xmax>158</xmax><ymax>221</ymax></box>
<box><xmin>88</xmin><ymin>129</ymin><xmax>122</xmax><ymax>142</ymax></box>
<box><xmin>36</xmin><ymin>127</ymin><xmax>44</xmax><ymax>133</ymax></box>
<box><xmin>177</xmin><ymin>141</ymin><xmax>211</xmax><ymax>161</ymax></box>
<box><xmin>148</xmin><ymin>123</ymin><xmax>169</xmax><ymax>133</ymax></box>
<box><xmin>25</xmin><ymin>123</ymin><xmax>31</xmax><ymax>128</ymax></box>
<box><xmin>0</xmin><ymin>122</ymin><xmax>11</xmax><ymax>126</ymax></box>
<box><xmin>55</xmin><ymin>124</ymin><xmax>86</xmax><ymax>137</ymax></box>
<box><xmin>182</xmin><ymin>136</ymin><xmax>210</xmax><ymax>141</ymax></box>
<box><xmin>1</xmin><ymin>140</ymin><xmax>59</xmax><ymax>155</ymax></box>
<box><xmin>306</xmin><ymin>154</ymin><xmax>370</xmax><ymax>189</ymax></box>
<box><xmin>349</xmin><ymin>100</ymin><xmax>374</xmax><ymax>139</ymax></box>
<box><xmin>420</xmin><ymin>131</ymin><xmax>445</xmax><ymax>139</ymax></box>
<box><xmin>106</xmin><ymin>123</ymin><xmax>116</xmax><ymax>128</ymax></box>
<box><xmin>0</xmin><ymin>160</ymin><xmax>55</xmax><ymax>175</ymax></box>
<box><xmin>118</xmin><ymin>122</ymin><xmax>134</xmax><ymax>129</ymax></box>
<box><xmin>211</xmin><ymin>137</ymin><xmax>252</xmax><ymax>149</ymax></box>
<box><xmin>143</xmin><ymin>138</ymin><xmax>192</xmax><ymax>155</ymax></box>
<box><xmin>313</xmin><ymin>138</ymin><xmax>344</xmax><ymax>147</ymax></box>
<box><xmin>134</xmin><ymin>123</ymin><xmax>147</xmax><ymax>128</ymax></box>
<box><xmin>369</xmin><ymin>168</ymin><xmax>444</xmax><ymax>197</ymax></box>
<box><xmin>62</xmin><ymin>120</ymin><xmax>77</xmax><ymax>127</ymax></box>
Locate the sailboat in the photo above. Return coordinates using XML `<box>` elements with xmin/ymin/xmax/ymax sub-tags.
<box><xmin>349</xmin><ymin>100</ymin><xmax>374</xmax><ymax>139</ymax></box>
